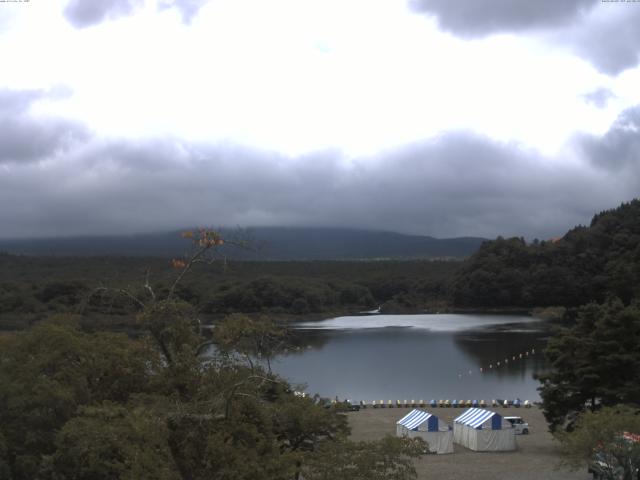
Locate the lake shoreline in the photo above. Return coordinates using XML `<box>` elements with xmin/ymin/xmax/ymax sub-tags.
<box><xmin>0</xmin><ymin>305</ymin><xmax>564</xmax><ymax>334</ymax></box>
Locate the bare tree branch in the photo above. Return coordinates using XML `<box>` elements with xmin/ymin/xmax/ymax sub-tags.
<box><xmin>144</xmin><ymin>268</ymin><xmax>156</xmax><ymax>303</ymax></box>
<box><xmin>167</xmin><ymin>230</ymin><xmax>254</xmax><ymax>300</ymax></box>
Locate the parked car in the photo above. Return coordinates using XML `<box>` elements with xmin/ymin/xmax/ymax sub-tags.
<box><xmin>504</xmin><ymin>416</ymin><xmax>529</xmax><ymax>434</ymax></box>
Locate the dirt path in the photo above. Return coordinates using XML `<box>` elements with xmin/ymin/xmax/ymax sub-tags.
<box><xmin>347</xmin><ymin>406</ymin><xmax>591</xmax><ymax>480</ymax></box>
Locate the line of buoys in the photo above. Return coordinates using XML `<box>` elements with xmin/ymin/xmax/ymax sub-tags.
<box><xmin>357</xmin><ymin>398</ymin><xmax>532</xmax><ymax>409</ymax></box>
<box><xmin>456</xmin><ymin>348</ymin><xmax>539</xmax><ymax>380</ymax></box>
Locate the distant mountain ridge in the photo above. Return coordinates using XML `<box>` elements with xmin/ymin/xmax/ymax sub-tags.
<box><xmin>0</xmin><ymin>227</ymin><xmax>486</xmax><ymax>260</ymax></box>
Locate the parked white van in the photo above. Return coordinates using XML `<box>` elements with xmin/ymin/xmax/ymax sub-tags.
<box><xmin>504</xmin><ymin>416</ymin><xmax>530</xmax><ymax>434</ymax></box>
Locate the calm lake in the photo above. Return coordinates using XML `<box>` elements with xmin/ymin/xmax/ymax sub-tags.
<box><xmin>272</xmin><ymin>314</ymin><xmax>549</xmax><ymax>403</ymax></box>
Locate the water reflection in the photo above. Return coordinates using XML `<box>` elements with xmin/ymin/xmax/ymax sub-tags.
<box><xmin>273</xmin><ymin>314</ymin><xmax>549</xmax><ymax>402</ymax></box>
<box><xmin>452</xmin><ymin>322</ymin><xmax>548</xmax><ymax>381</ymax></box>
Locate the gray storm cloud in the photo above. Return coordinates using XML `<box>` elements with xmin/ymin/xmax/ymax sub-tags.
<box><xmin>0</xmin><ymin>104</ymin><xmax>637</xmax><ymax>240</ymax></box>
<box><xmin>0</xmin><ymin>88</ymin><xmax>88</xmax><ymax>163</ymax></box>
<box><xmin>409</xmin><ymin>0</ymin><xmax>597</xmax><ymax>37</ymax></box>
<box><xmin>408</xmin><ymin>0</ymin><xmax>640</xmax><ymax>75</ymax></box>
<box><xmin>0</xmin><ymin>80</ymin><xmax>637</xmax><ymax>240</ymax></box>
<box><xmin>578</xmin><ymin>105</ymin><xmax>640</xmax><ymax>173</ymax></box>
<box><xmin>561</xmin><ymin>7</ymin><xmax>640</xmax><ymax>76</ymax></box>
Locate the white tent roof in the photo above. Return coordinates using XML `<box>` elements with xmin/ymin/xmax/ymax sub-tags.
<box><xmin>397</xmin><ymin>409</ymin><xmax>433</xmax><ymax>430</ymax></box>
<box><xmin>454</xmin><ymin>408</ymin><xmax>498</xmax><ymax>429</ymax></box>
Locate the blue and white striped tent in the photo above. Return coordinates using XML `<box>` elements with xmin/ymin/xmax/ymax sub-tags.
<box><xmin>454</xmin><ymin>408</ymin><xmax>502</xmax><ymax>430</ymax></box>
<box><xmin>396</xmin><ymin>409</ymin><xmax>454</xmax><ymax>454</ymax></box>
<box><xmin>453</xmin><ymin>408</ymin><xmax>515</xmax><ymax>451</ymax></box>
<box><xmin>397</xmin><ymin>409</ymin><xmax>438</xmax><ymax>432</ymax></box>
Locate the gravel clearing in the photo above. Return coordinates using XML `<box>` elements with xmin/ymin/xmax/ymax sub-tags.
<box><xmin>347</xmin><ymin>406</ymin><xmax>591</xmax><ymax>480</ymax></box>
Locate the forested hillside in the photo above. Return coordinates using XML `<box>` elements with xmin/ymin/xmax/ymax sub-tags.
<box><xmin>3</xmin><ymin>200</ymin><xmax>639</xmax><ymax>328</ymax></box>
<box><xmin>451</xmin><ymin>200</ymin><xmax>640</xmax><ymax>308</ymax></box>
<box><xmin>0</xmin><ymin>256</ymin><xmax>458</xmax><ymax>330</ymax></box>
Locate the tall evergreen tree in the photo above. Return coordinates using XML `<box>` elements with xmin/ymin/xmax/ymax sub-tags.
<box><xmin>537</xmin><ymin>299</ymin><xmax>640</xmax><ymax>431</ymax></box>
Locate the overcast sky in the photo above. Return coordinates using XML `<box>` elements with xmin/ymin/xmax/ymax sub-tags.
<box><xmin>1</xmin><ymin>0</ymin><xmax>639</xmax><ymax>240</ymax></box>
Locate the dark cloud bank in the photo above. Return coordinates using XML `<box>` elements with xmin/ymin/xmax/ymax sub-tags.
<box><xmin>1</xmin><ymin>87</ymin><xmax>639</xmax><ymax>240</ymax></box>
<box><xmin>410</xmin><ymin>0</ymin><xmax>640</xmax><ymax>75</ymax></box>
<box><xmin>579</xmin><ymin>106</ymin><xmax>640</xmax><ymax>173</ymax></box>
<box><xmin>409</xmin><ymin>0</ymin><xmax>597</xmax><ymax>37</ymax></box>
<box><xmin>0</xmin><ymin>88</ymin><xmax>87</xmax><ymax>163</ymax></box>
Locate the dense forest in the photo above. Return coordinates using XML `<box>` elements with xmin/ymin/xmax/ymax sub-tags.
<box><xmin>2</xmin><ymin>199</ymin><xmax>640</xmax><ymax>335</ymax></box>
<box><xmin>451</xmin><ymin>200</ymin><xmax>640</xmax><ymax>308</ymax></box>
<box><xmin>0</xmin><ymin>255</ymin><xmax>458</xmax><ymax>330</ymax></box>
<box><xmin>0</xmin><ymin>303</ymin><xmax>424</xmax><ymax>480</ymax></box>
<box><xmin>2</xmin><ymin>200</ymin><xmax>640</xmax><ymax>331</ymax></box>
